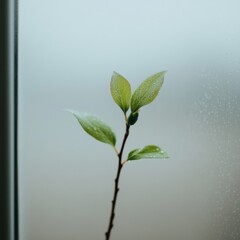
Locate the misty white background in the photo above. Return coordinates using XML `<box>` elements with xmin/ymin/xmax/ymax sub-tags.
<box><xmin>19</xmin><ymin>0</ymin><xmax>240</xmax><ymax>239</ymax></box>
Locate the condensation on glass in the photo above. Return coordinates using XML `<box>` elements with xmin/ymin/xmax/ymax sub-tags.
<box><xmin>19</xmin><ymin>1</ymin><xmax>240</xmax><ymax>240</ymax></box>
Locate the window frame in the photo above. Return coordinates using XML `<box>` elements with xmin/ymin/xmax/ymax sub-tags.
<box><xmin>0</xmin><ymin>0</ymin><xmax>18</xmax><ymax>240</ymax></box>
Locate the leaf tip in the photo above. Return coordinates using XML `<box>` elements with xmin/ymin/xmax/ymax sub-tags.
<box><xmin>112</xmin><ymin>70</ymin><xmax>118</xmax><ymax>76</ymax></box>
<box><xmin>65</xmin><ymin>109</ymin><xmax>76</xmax><ymax>115</ymax></box>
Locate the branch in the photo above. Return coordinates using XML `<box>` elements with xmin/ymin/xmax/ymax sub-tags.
<box><xmin>105</xmin><ymin>124</ymin><xmax>130</xmax><ymax>240</ymax></box>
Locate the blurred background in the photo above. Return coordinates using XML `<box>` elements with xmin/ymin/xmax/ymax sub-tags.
<box><xmin>19</xmin><ymin>0</ymin><xmax>240</xmax><ymax>239</ymax></box>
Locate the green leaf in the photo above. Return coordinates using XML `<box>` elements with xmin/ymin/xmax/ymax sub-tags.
<box><xmin>127</xmin><ymin>148</ymin><xmax>141</xmax><ymax>160</ymax></box>
<box><xmin>127</xmin><ymin>145</ymin><xmax>169</xmax><ymax>161</ymax></box>
<box><xmin>70</xmin><ymin>111</ymin><xmax>116</xmax><ymax>146</ymax></box>
<box><xmin>110</xmin><ymin>71</ymin><xmax>131</xmax><ymax>113</ymax></box>
<box><xmin>131</xmin><ymin>71</ymin><xmax>166</xmax><ymax>113</ymax></box>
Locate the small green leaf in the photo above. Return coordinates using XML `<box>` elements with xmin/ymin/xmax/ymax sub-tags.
<box><xmin>127</xmin><ymin>148</ymin><xmax>141</xmax><ymax>160</ymax></box>
<box><xmin>110</xmin><ymin>71</ymin><xmax>131</xmax><ymax>113</ymax></box>
<box><xmin>127</xmin><ymin>145</ymin><xmax>169</xmax><ymax>161</ymax></box>
<box><xmin>70</xmin><ymin>111</ymin><xmax>116</xmax><ymax>146</ymax></box>
<box><xmin>131</xmin><ymin>71</ymin><xmax>166</xmax><ymax>113</ymax></box>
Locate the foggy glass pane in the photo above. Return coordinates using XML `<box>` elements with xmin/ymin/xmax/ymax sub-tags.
<box><xmin>19</xmin><ymin>1</ymin><xmax>240</xmax><ymax>240</ymax></box>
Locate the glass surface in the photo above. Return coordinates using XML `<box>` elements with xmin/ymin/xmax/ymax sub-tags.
<box><xmin>19</xmin><ymin>1</ymin><xmax>240</xmax><ymax>239</ymax></box>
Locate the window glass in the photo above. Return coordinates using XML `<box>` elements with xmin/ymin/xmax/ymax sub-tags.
<box><xmin>19</xmin><ymin>1</ymin><xmax>240</xmax><ymax>239</ymax></box>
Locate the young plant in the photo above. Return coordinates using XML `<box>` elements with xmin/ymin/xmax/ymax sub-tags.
<box><xmin>69</xmin><ymin>71</ymin><xmax>169</xmax><ymax>240</ymax></box>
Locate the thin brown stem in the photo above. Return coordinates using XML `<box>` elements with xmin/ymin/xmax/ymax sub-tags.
<box><xmin>105</xmin><ymin>124</ymin><xmax>130</xmax><ymax>240</ymax></box>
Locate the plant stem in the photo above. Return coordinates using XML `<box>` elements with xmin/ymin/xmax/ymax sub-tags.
<box><xmin>105</xmin><ymin>124</ymin><xmax>130</xmax><ymax>240</ymax></box>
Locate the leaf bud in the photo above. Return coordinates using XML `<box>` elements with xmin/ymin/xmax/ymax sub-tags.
<box><xmin>127</xmin><ymin>112</ymin><xmax>139</xmax><ymax>125</ymax></box>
